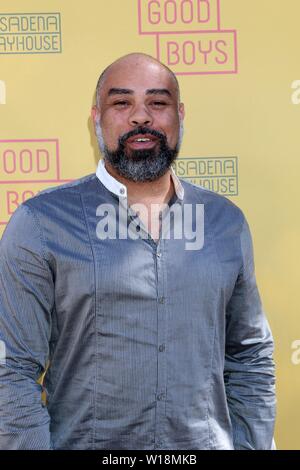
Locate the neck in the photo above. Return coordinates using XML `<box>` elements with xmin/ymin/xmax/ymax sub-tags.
<box><xmin>104</xmin><ymin>160</ymin><xmax>175</xmax><ymax>206</ymax></box>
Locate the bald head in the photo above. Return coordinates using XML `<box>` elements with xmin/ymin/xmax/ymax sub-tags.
<box><xmin>95</xmin><ymin>53</ymin><xmax>180</xmax><ymax>108</ymax></box>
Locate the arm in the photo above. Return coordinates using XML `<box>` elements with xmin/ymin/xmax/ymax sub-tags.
<box><xmin>0</xmin><ymin>203</ymin><xmax>54</xmax><ymax>449</ymax></box>
<box><xmin>224</xmin><ymin>215</ymin><xmax>276</xmax><ymax>450</ymax></box>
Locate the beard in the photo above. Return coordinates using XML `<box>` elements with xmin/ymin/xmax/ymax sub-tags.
<box><xmin>95</xmin><ymin>120</ymin><xmax>184</xmax><ymax>183</ymax></box>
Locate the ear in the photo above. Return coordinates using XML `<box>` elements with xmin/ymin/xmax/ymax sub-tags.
<box><xmin>91</xmin><ymin>105</ymin><xmax>100</xmax><ymax>127</ymax></box>
<box><xmin>178</xmin><ymin>102</ymin><xmax>185</xmax><ymax>121</ymax></box>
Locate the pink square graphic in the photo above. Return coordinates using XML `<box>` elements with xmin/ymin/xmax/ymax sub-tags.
<box><xmin>138</xmin><ymin>0</ymin><xmax>222</xmax><ymax>35</ymax></box>
<box><xmin>0</xmin><ymin>138</ymin><xmax>72</xmax><ymax>225</ymax></box>
<box><xmin>137</xmin><ymin>0</ymin><xmax>238</xmax><ymax>75</ymax></box>
<box><xmin>156</xmin><ymin>29</ymin><xmax>238</xmax><ymax>75</ymax></box>
<box><xmin>0</xmin><ymin>138</ymin><xmax>60</xmax><ymax>183</ymax></box>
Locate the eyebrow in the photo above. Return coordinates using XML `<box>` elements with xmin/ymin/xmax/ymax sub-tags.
<box><xmin>146</xmin><ymin>88</ymin><xmax>172</xmax><ymax>97</ymax></box>
<box><xmin>107</xmin><ymin>87</ymin><xmax>172</xmax><ymax>97</ymax></box>
<box><xmin>108</xmin><ymin>88</ymin><xmax>133</xmax><ymax>96</ymax></box>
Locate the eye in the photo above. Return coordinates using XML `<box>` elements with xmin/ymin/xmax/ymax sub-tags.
<box><xmin>152</xmin><ymin>101</ymin><xmax>167</xmax><ymax>107</ymax></box>
<box><xmin>113</xmin><ymin>100</ymin><xmax>130</xmax><ymax>107</ymax></box>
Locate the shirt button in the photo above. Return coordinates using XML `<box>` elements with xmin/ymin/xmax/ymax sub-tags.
<box><xmin>158</xmin><ymin>296</ymin><xmax>165</xmax><ymax>304</ymax></box>
<box><xmin>156</xmin><ymin>251</ymin><xmax>161</xmax><ymax>258</ymax></box>
<box><xmin>157</xmin><ymin>393</ymin><xmax>165</xmax><ymax>401</ymax></box>
<box><xmin>159</xmin><ymin>344</ymin><xmax>165</xmax><ymax>352</ymax></box>
<box><xmin>119</xmin><ymin>187</ymin><xmax>125</xmax><ymax>195</ymax></box>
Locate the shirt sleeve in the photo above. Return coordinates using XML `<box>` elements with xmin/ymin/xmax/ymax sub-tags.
<box><xmin>224</xmin><ymin>214</ymin><xmax>276</xmax><ymax>450</ymax></box>
<box><xmin>0</xmin><ymin>203</ymin><xmax>54</xmax><ymax>449</ymax></box>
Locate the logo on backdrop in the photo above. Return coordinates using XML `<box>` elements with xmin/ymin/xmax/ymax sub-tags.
<box><xmin>0</xmin><ymin>13</ymin><xmax>62</xmax><ymax>54</ymax></box>
<box><xmin>291</xmin><ymin>80</ymin><xmax>300</xmax><ymax>105</ymax></box>
<box><xmin>0</xmin><ymin>79</ymin><xmax>6</xmax><ymax>104</ymax></box>
<box><xmin>172</xmin><ymin>156</ymin><xmax>238</xmax><ymax>195</ymax></box>
<box><xmin>138</xmin><ymin>0</ymin><xmax>238</xmax><ymax>75</ymax></box>
<box><xmin>0</xmin><ymin>139</ymin><xmax>71</xmax><ymax>226</ymax></box>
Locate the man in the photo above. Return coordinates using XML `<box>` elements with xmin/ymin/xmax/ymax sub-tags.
<box><xmin>0</xmin><ymin>53</ymin><xmax>276</xmax><ymax>450</ymax></box>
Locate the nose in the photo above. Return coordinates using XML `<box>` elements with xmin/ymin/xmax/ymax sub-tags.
<box><xmin>128</xmin><ymin>103</ymin><xmax>153</xmax><ymax>127</ymax></box>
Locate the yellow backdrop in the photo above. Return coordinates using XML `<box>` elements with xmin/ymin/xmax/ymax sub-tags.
<box><xmin>1</xmin><ymin>0</ymin><xmax>299</xmax><ymax>450</ymax></box>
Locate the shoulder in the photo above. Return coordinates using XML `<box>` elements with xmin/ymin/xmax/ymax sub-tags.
<box><xmin>32</xmin><ymin>173</ymin><xmax>96</xmax><ymax>198</ymax></box>
<box><xmin>180</xmin><ymin>179</ymin><xmax>245</xmax><ymax>226</ymax></box>
<box><xmin>1</xmin><ymin>173</ymin><xmax>97</xmax><ymax>248</ymax></box>
<box><xmin>19</xmin><ymin>172</ymin><xmax>97</xmax><ymax>211</ymax></box>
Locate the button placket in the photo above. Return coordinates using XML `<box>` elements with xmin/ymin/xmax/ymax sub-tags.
<box><xmin>154</xmin><ymin>239</ymin><xmax>167</xmax><ymax>448</ymax></box>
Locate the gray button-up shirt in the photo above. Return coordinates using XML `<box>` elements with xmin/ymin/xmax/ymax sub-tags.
<box><xmin>0</xmin><ymin>161</ymin><xmax>276</xmax><ymax>450</ymax></box>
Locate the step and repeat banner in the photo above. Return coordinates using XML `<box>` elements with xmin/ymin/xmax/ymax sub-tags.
<box><xmin>0</xmin><ymin>0</ymin><xmax>299</xmax><ymax>450</ymax></box>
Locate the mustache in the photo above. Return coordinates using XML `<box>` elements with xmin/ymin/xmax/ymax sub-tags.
<box><xmin>119</xmin><ymin>127</ymin><xmax>167</xmax><ymax>146</ymax></box>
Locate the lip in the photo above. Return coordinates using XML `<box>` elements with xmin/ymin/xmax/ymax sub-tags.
<box><xmin>126</xmin><ymin>133</ymin><xmax>158</xmax><ymax>150</ymax></box>
<box><xmin>126</xmin><ymin>133</ymin><xmax>158</xmax><ymax>143</ymax></box>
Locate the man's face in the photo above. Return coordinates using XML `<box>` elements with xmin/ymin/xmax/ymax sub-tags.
<box><xmin>92</xmin><ymin>60</ymin><xmax>185</xmax><ymax>182</ymax></box>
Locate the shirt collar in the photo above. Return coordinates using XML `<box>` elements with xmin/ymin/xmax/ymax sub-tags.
<box><xmin>96</xmin><ymin>159</ymin><xmax>184</xmax><ymax>201</ymax></box>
